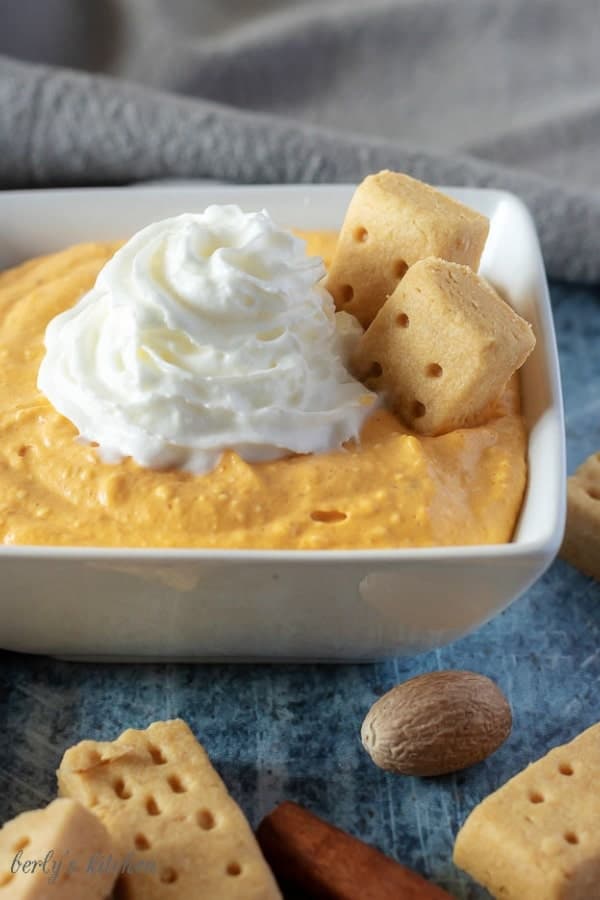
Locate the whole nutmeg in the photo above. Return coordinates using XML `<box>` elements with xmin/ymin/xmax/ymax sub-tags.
<box><xmin>361</xmin><ymin>670</ymin><xmax>512</xmax><ymax>777</ymax></box>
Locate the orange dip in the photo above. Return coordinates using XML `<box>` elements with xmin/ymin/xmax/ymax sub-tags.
<box><xmin>0</xmin><ymin>234</ymin><xmax>527</xmax><ymax>549</ymax></box>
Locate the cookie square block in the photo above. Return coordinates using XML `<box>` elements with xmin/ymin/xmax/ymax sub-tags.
<box><xmin>0</xmin><ymin>798</ymin><xmax>117</xmax><ymax>898</ymax></box>
<box><xmin>561</xmin><ymin>452</ymin><xmax>600</xmax><ymax>581</ymax></box>
<box><xmin>352</xmin><ymin>257</ymin><xmax>535</xmax><ymax>435</ymax></box>
<box><xmin>58</xmin><ymin>719</ymin><xmax>282</xmax><ymax>900</ymax></box>
<box><xmin>454</xmin><ymin>722</ymin><xmax>600</xmax><ymax>899</ymax></box>
<box><xmin>325</xmin><ymin>170</ymin><xmax>490</xmax><ymax>327</ymax></box>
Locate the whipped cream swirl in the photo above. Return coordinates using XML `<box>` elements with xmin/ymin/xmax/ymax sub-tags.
<box><xmin>38</xmin><ymin>205</ymin><xmax>375</xmax><ymax>472</ymax></box>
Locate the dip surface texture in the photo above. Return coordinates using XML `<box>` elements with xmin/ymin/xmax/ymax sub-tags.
<box><xmin>0</xmin><ymin>236</ymin><xmax>527</xmax><ymax>549</ymax></box>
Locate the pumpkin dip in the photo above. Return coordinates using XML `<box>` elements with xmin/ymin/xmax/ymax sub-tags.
<box><xmin>0</xmin><ymin>232</ymin><xmax>527</xmax><ymax>549</ymax></box>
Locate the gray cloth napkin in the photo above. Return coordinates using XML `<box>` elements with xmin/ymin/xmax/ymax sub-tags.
<box><xmin>1</xmin><ymin>0</ymin><xmax>600</xmax><ymax>283</ymax></box>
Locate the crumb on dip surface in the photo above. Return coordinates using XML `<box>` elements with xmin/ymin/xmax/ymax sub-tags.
<box><xmin>0</xmin><ymin>234</ymin><xmax>527</xmax><ymax>549</ymax></box>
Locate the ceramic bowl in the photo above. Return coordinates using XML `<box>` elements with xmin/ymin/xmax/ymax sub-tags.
<box><xmin>0</xmin><ymin>184</ymin><xmax>565</xmax><ymax>660</ymax></box>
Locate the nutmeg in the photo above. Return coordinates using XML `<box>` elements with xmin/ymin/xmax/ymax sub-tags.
<box><xmin>361</xmin><ymin>670</ymin><xmax>512</xmax><ymax>777</ymax></box>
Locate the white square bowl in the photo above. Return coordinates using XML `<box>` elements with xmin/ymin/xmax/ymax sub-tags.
<box><xmin>0</xmin><ymin>184</ymin><xmax>565</xmax><ymax>661</ymax></box>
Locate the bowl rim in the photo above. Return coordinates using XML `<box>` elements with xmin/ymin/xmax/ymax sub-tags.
<box><xmin>0</xmin><ymin>182</ymin><xmax>566</xmax><ymax>562</ymax></box>
<box><xmin>0</xmin><ymin>537</ymin><xmax>563</xmax><ymax>562</ymax></box>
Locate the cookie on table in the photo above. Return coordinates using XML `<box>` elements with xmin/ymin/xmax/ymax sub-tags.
<box><xmin>560</xmin><ymin>451</ymin><xmax>600</xmax><ymax>581</ymax></box>
<box><xmin>57</xmin><ymin>719</ymin><xmax>282</xmax><ymax>900</ymax></box>
<box><xmin>352</xmin><ymin>257</ymin><xmax>535</xmax><ymax>435</ymax></box>
<box><xmin>453</xmin><ymin>721</ymin><xmax>600</xmax><ymax>899</ymax></box>
<box><xmin>325</xmin><ymin>170</ymin><xmax>490</xmax><ymax>327</ymax></box>
<box><xmin>0</xmin><ymin>798</ymin><xmax>117</xmax><ymax>898</ymax></box>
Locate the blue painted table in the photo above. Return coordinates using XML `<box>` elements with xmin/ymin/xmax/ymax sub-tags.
<box><xmin>1</xmin><ymin>282</ymin><xmax>599</xmax><ymax>899</ymax></box>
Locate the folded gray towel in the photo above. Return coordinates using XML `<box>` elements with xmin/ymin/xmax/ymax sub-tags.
<box><xmin>1</xmin><ymin>0</ymin><xmax>599</xmax><ymax>283</ymax></box>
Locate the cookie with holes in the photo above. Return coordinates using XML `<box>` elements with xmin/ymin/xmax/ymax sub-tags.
<box><xmin>454</xmin><ymin>721</ymin><xmax>600</xmax><ymax>899</ymax></box>
<box><xmin>57</xmin><ymin>719</ymin><xmax>282</xmax><ymax>900</ymax></box>
<box><xmin>0</xmin><ymin>798</ymin><xmax>117</xmax><ymax>898</ymax></box>
<box><xmin>352</xmin><ymin>257</ymin><xmax>535</xmax><ymax>436</ymax></box>
<box><xmin>325</xmin><ymin>170</ymin><xmax>490</xmax><ymax>328</ymax></box>
<box><xmin>560</xmin><ymin>451</ymin><xmax>600</xmax><ymax>581</ymax></box>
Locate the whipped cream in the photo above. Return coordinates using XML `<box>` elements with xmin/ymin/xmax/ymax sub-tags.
<box><xmin>38</xmin><ymin>205</ymin><xmax>376</xmax><ymax>473</ymax></box>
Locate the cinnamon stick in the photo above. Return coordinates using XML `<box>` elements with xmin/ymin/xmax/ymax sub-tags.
<box><xmin>257</xmin><ymin>801</ymin><xmax>454</xmax><ymax>899</ymax></box>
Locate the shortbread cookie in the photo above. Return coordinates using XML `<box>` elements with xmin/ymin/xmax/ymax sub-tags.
<box><xmin>352</xmin><ymin>257</ymin><xmax>535</xmax><ymax>435</ymax></box>
<box><xmin>0</xmin><ymin>798</ymin><xmax>117</xmax><ymax>898</ymax></box>
<box><xmin>453</xmin><ymin>722</ymin><xmax>600</xmax><ymax>899</ymax></box>
<box><xmin>57</xmin><ymin>719</ymin><xmax>282</xmax><ymax>900</ymax></box>
<box><xmin>325</xmin><ymin>170</ymin><xmax>489</xmax><ymax>327</ymax></box>
<box><xmin>560</xmin><ymin>452</ymin><xmax>600</xmax><ymax>581</ymax></box>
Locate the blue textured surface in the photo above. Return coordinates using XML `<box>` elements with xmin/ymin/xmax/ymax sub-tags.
<box><xmin>0</xmin><ymin>281</ymin><xmax>599</xmax><ymax>899</ymax></box>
